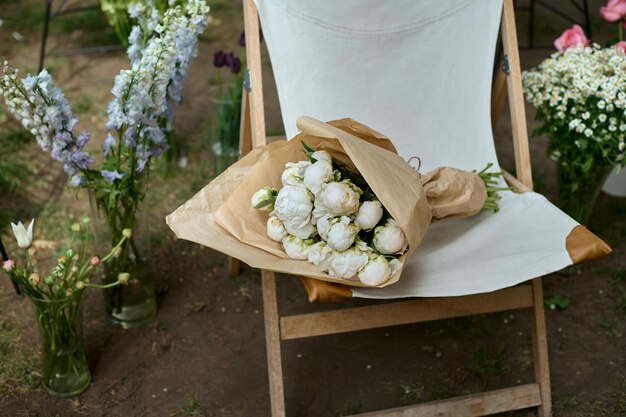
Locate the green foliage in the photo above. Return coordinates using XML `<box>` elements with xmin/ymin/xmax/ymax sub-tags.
<box><xmin>0</xmin><ymin>306</ymin><xmax>40</xmax><ymax>395</ymax></box>
<box><xmin>0</xmin><ymin>114</ymin><xmax>32</xmax><ymax>193</ymax></box>
<box><xmin>544</xmin><ymin>294</ymin><xmax>572</xmax><ymax>310</ymax></box>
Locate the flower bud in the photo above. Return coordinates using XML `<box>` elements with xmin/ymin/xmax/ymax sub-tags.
<box><xmin>328</xmin><ymin>247</ymin><xmax>369</xmax><ymax>279</ymax></box>
<box><xmin>281</xmin><ymin>161</ymin><xmax>310</xmax><ymax>186</ymax></box>
<box><xmin>274</xmin><ymin>185</ymin><xmax>313</xmax><ymax>229</ymax></box>
<box><xmin>251</xmin><ymin>186</ymin><xmax>278</xmax><ymax>210</ymax></box>
<box><xmin>11</xmin><ymin>219</ymin><xmax>34</xmax><ymax>249</ymax></box>
<box><xmin>326</xmin><ymin>216</ymin><xmax>360</xmax><ymax>251</ymax></box>
<box><xmin>122</xmin><ymin>228</ymin><xmax>132</xmax><ymax>238</ymax></box>
<box><xmin>70</xmin><ymin>266</ymin><xmax>79</xmax><ymax>273</ymax></box>
<box><xmin>117</xmin><ymin>272</ymin><xmax>130</xmax><ymax>284</ymax></box>
<box><xmin>357</xmin><ymin>255</ymin><xmax>393</xmax><ymax>286</ymax></box>
<box><xmin>307</xmin><ymin>241</ymin><xmax>333</xmax><ymax>272</ymax></box>
<box><xmin>28</xmin><ymin>247</ymin><xmax>37</xmax><ymax>257</ymax></box>
<box><xmin>310</xmin><ymin>150</ymin><xmax>332</xmax><ymax>164</ymax></box>
<box><xmin>76</xmin><ymin>281</ymin><xmax>86</xmax><ymax>290</ymax></box>
<box><xmin>267</xmin><ymin>216</ymin><xmax>288</xmax><ymax>242</ymax></box>
<box><xmin>28</xmin><ymin>272</ymin><xmax>41</xmax><ymax>286</ymax></box>
<box><xmin>114</xmin><ymin>246</ymin><xmax>123</xmax><ymax>258</ymax></box>
<box><xmin>303</xmin><ymin>161</ymin><xmax>333</xmax><ymax>196</ymax></box>
<box><xmin>316</xmin><ymin>214</ymin><xmax>333</xmax><ymax>240</ymax></box>
<box><xmin>283</xmin><ymin>220</ymin><xmax>316</xmax><ymax>239</ymax></box>
<box><xmin>355</xmin><ymin>200</ymin><xmax>384</xmax><ymax>231</ymax></box>
<box><xmin>320</xmin><ymin>181</ymin><xmax>361</xmax><ymax>216</ymax></box>
<box><xmin>44</xmin><ymin>276</ymin><xmax>54</xmax><ymax>285</ymax></box>
<box><xmin>58</xmin><ymin>256</ymin><xmax>67</xmax><ymax>264</ymax></box>
<box><xmin>2</xmin><ymin>259</ymin><xmax>14</xmax><ymax>272</ymax></box>
<box><xmin>70</xmin><ymin>223</ymin><xmax>81</xmax><ymax>232</ymax></box>
<box><xmin>90</xmin><ymin>256</ymin><xmax>100</xmax><ymax>266</ymax></box>
<box><xmin>372</xmin><ymin>219</ymin><xmax>407</xmax><ymax>255</ymax></box>
<box><xmin>282</xmin><ymin>236</ymin><xmax>315</xmax><ymax>260</ymax></box>
<box><xmin>82</xmin><ymin>216</ymin><xmax>90</xmax><ymax>224</ymax></box>
<box><xmin>65</xmin><ymin>289</ymin><xmax>74</xmax><ymax>297</ymax></box>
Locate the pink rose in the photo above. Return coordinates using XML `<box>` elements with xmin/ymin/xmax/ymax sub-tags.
<box><xmin>2</xmin><ymin>259</ymin><xmax>14</xmax><ymax>272</ymax></box>
<box><xmin>615</xmin><ymin>41</ymin><xmax>626</xmax><ymax>53</ymax></box>
<box><xmin>600</xmin><ymin>0</ymin><xmax>626</xmax><ymax>22</ymax></box>
<box><xmin>554</xmin><ymin>25</ymin><xmax>590</xmax><ymax>51</ymax></box>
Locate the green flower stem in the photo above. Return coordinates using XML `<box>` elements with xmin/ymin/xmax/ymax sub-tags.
<box><xmin>475</xmin><ymin>163</ymin><xmax>511</xmax><ymax>213</ymax></box>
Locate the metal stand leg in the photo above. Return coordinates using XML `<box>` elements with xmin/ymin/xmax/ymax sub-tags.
<box><xmin>39</xmin><ymin>0</ymin><xmax>53</xmax><ymax>72</ymax></box>
<box><xmin>0</xmin><ymin>237</ymin><xmax>21</xmax><ymax>296</ymax></box>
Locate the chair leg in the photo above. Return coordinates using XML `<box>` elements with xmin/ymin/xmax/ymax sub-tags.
<box><xmin>262</xmin><ymin>270</ymin><xmax>286</xmax><ymax>417</ymax></box>
<box><xmin>228</xmin><ymin>257</ymin><xmax>241</xmax><ymax>277</ymax></box>
<box><xmin>530</xmin><ymin>278</ymin><xmax>552</xmax><ymax>417</ymax></box>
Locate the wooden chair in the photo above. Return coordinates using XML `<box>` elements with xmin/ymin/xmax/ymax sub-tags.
<box><xmin>224</xmin><ymin>1</ymin><xmax>608</xmax><ymax>415</ymax></box>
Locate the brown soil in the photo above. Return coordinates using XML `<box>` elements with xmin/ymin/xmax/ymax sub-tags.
<box><xmin>1</xmin><ymin>1</ymin><xmax>625</xmax><ymax>416</ymax></box>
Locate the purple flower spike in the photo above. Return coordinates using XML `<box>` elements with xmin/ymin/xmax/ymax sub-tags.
<box><xmin>213</xmin><ymin>51</ymin><xmax>226</xmax><ymax>68</ymax></box>
<box><xmin>101</xmin><ymin>170</ymin><xmax>125</xmax><ymax>183</ymax></box>
<box><xmin>238</xmin><ymin>31</ymin><xmax>246</xmax><ymax>47</ymax></box>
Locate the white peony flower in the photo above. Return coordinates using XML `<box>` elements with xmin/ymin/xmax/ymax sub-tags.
<box><xmin>284</xmin><ymin>220</ymin><xmax>316</xmax><ymax>239</ymax></box>
<box><xmin>283</xmin><ymin>235</ymin><xmax>315</xmax><ymax>260</ymax></box>
<box><xmin>274</xmin><ymin>185</ymin><xmax>314</xmax><ymax>229</ymax></box>
<box><xmin>316</xmin><ymin>214</ymin><xmax>333</xmax><ymax>240</ymax></box>
<box><xmin>326</xmin><ymin>216</ymin><xmax>360</xmax><ymax>251</ymax></box>
<box><xmin>354</xmin><ymin>200</ymin><xmax>383</xmax><ymax>231</ymax></box>
<box><xmin>327</xmin><ymin>247</ymin><xmax>369</xmax><ymax>279</ymax></box>
<box><xmin>310</xmin><ymin>150</ymin><xmax>332</xmax><ymax>164</ymax></box>
<box><xmin>11</xmin><ymin>218</ymin><xmax>34</xmax><ymax>248</ymax></box>
<box><xmin>251</xmin><ymin>186</ymin><xmax>278</xmax><ymax>210</ymax></box>
<box><xmin>281</xmin><ymin>160</ymin><xmax>310</xmax><ymax>186</ymax></box>
<box><xmin>372</xmin><ymin>219</ymin><xmax>407</xmax><ymax>255</ymax></box>
<box><xmin>357</xmin><ymin>254</ymin><xmax>393</xmax><ymax>286</ymax></box>
<box><xmin>320</xmin><ymin>181</ymin><xmax>362</xmax><ymax>216</ymax></box>
<box><xmin>267</xmin><ymin>216</ymin><xmax>287</xmax><ymax>242</ymax></box>
<box><xmin>307</xmin><ymin>241</ymin><xmax>333</xmax><ymax>272</ymax></box>
<box><xmin>303</xmin><ymin>160</ymin><xmax>334</xmax><ymax>196</ymax></box>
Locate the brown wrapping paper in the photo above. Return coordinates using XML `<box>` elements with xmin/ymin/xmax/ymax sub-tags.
<box><xmin>166</xmin><ymin>116</ymin><xmax>489</xmax><ymax>289</ymax></box>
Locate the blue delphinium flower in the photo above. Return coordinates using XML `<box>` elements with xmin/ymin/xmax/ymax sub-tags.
<box><xmin>100</xmin><ymin>170</ymin><xmax>125</xmax><ymax>183</ymax></box>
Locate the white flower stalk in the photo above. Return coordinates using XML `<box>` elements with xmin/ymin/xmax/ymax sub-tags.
<box><xmin>327</xmin><ymin>247</ymin><xmax>369</xmax><ymax>279</ymax></box>
<box><xmin>283</xmin><ymin>236</ymin><xmax>315</xmax><ymax>260</ymax></box>
<box><xmin>372</xmin><ymin>219</ymin><xmax>407</xmax><ymax>255</ymax></box>
<box><xmin>251</xmin><ymin>186</ymin><xmax>278</xmax><ymax>210</ymax></box>
<box><xmin>281</xmin><ymin>161</ymin><xmax>310</xmax><ymax>186</ymax></box>
<box><xmin>307</xmin><ymin>241</ymin><xmax>333</xmax><ymax>272</ymax></box>
<box><xmin>357</xmin><ymin>254</ymin><xmax>400</xmax><ymax>286</ymax></box>
<box><xmin>310</xmin><ymin>150</ymin><xmax>332</xmax><ymax>164</ymax></box>
<box><xmin>326</xmin><ymin>216</ymin><xmax>360</xmax><ymax>251</ymax></box>
<box><xmin>354</xmin><ymin>200</ymin><xmax>384</xmax><ymax>231</ymax></box>
<box><xmin>11</xmin><ymin>219</ymin><xmax>34</xmax><ymax>248</ymax></box>
<box><xmin>320</xmin><ymin>180</ymin><xmax>362</xmax><ymax>216</ymax></box>
<box><xmin>274</xmin><ymin>185</ymin><xmax>313</xmax><ymax>229</ymax></box>
<box><xmin>303</xmin><ymin>160</ymin><xmax>334</xmax><ymax>196</ymax></box>
<box><xmin>267</xmin><ymin>216</ymin><xmax>287</xmax><ymax>242</ymax></box>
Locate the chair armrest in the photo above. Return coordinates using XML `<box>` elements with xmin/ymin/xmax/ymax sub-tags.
<box><xmin>502</xmin><ymin>169</ymin><xmax>532</xmax><ymax>193</ymax></box>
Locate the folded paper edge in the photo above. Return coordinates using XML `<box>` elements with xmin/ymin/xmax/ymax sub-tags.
<box><xmin>566</xmin><ymin>224</ymin><xmax>612</xmax><ymax>264</ymax></box>
<box><xmin>299</xmin><ymin>276</ymin><xmax>353</xmax><ymax>303</ymax></box>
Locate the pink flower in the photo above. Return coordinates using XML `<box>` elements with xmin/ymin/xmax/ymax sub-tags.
<box><xmin>90</xmin><ymin>256</ymin><xmax>101</xmax><ymax>266</ymax></box>
<box><xmin>554</xmin><ymin>25</ymin><xmax>590</xmax><ymax>51</ymax></box>
<box><xmin>2</xmin><ymin>260</ymin><xmax>14</xmax><ymax>272</ymax></box>
<box><xmin>615</xmin><ymin>41</ymin><xmax>626</xmax><ymax>53</ymax></box>
<box><xmin>600</xmin><ymin>0</ymin><xmax>626</xmax><ymax>22</ymax></box>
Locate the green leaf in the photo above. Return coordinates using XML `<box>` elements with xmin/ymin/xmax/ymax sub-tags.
<box><xmin>253</xmin><ymin>199</ymin><xmax>275</xmax><ymax>210</ymax></box>
<box><xmin>544</xmin><ymin>294</ymin><xmax>571</xmax><ymax>310</ymax></box>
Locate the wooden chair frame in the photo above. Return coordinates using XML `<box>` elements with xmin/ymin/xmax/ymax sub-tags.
<box><xmin>234</xmin><ymin>1</ymin><xmax>552</xmax><ymax>415</ymax></box>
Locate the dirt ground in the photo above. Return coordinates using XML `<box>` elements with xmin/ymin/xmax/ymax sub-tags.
<box><xmin>1</xmin><ymin>1</ymin><xmax>625</xmax><ymax>416</ymax></box>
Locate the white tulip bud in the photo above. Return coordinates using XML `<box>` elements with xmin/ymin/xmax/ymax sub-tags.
<box><xmin>281</xmin><ymin>161</ymin><xmax>310</xmax><ymax>186</ymax></box>
<box><xmin>283</xmin><ymin>220</ymin><xmax>316</xmax><ymax>239</ymax></box>
<box><xmin>326</xmin><ymin>216</ymin><xmax>360</xmax><ymax>251</ymax></box>
<box><xmin>303</xmin><ymin>161</ymin><xmax>334</xmax><ymax>196</ymax></box>
<box><xmin>327</xmin><ymin>247</ymin><xmax>369</xmax><ymax>279</ymax></box>
<box><xmin>316</xmin><ymin>214</ymin><xmax>333</xmax><ymax>240</ymax></box>
<box><xmin>267</xmin><ymin>216</ymin><xmax>287</xmax><ymax>242</ymax></box>
<box><xmin>274</xmin><ymin>185</ymin><xmax>313</xmax><ymax>229</ymax></box>
<box><xmin>355</xmin><ymin>200</ymin><xmax>384</xmax><ymax>231</ymax></box>
<box><xmin>372</xmin><ymin>219</ymin><xmax>407</xmax><ymax>255</ymax></box>
<box><xmin>251</xmin><ymin>186</ymin><xmax>278</xmax><ymax>210</ymax></box>
<box><xmin>11</xmin><ymin>218</ymin><xmax>34</xmax><ymax>248</ymax></box>
<box><xmin>282</xmin><ymin>235</ymin><xmax>315</xmax><ymax>260</ymax></box>
<box><xmin>320</xmin><ymin>181</ymin><xmax>362</xmax><ymax>216</ymax></box>
<box><xmin>310</xmin><ymin>150</ymin><xmax>332</xmax><ymax>164</ymax></box>
<box><xmin>358</xmin><ymin>254</ymin><xmax>392</xmax><ymax>286</ymax></box>
<box><xmin>307</xmin><ymin>241</ymin><xmax>333</xmax><ymax>272</ymax></box>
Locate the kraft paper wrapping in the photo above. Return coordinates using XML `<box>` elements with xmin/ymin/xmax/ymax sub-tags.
<box><xmin>166</xmin><ymin>116</ymin><xmax>488</xmax><ymax>289</ymax></box>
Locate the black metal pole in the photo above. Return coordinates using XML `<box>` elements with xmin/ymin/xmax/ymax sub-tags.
<box><xmin>0</xmin><ymin>236</ymin><xmax>21</xmax><ymax>295</ymax></box>
<box><xmin>39</xmin><ymin>0</ymin><xmax>53</xmax><ymax>73</ymax></box>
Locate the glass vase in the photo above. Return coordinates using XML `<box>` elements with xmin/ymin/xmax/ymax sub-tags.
<box><xmin>89</xmin><ymin>193</ymin><xmax>157</xmax><ymax>329</ymax></box>
<box><xmin>30</xmin><ymin>294</ymin><xmax>91</xmax><ymax>398</ymax></box>
<box><xmin>557</xmin><ymin>161</ymin><xmax>612</xmax><ymax>225</ymax></box>
<box><xmin>208</xmin><ymin>82</ymin><xmax>243</xmax><ymax>174</ymax></box>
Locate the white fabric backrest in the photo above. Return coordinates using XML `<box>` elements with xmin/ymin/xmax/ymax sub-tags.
<box><xmin>254</xmin><ymin>0</ymin><xmax>504</xmax><ymax>172</ymax></box>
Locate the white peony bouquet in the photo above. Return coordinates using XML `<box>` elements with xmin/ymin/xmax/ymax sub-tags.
<box><xmin>251</xmin><ymin>143</ymin><xmax>411</xmax><ymax>286</ymax></box>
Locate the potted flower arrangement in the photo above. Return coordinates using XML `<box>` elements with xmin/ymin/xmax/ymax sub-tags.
<box><xmin>522</xmin><ymin>1</ymin><xmax>626</xmax><ymax>224</ymax></box>
<box><xmin>0</xmin><ymin>0</ymin><xmax>210</xmax><ymax>328</ymax></box>
<box><xmin>1</xmin><ymin>218</ymin><xmax>130</xmax><ymax>397</ymax></box>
